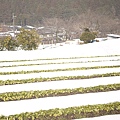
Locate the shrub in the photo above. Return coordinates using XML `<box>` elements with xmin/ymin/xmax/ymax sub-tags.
<box><xmin>80</xmin><ymin>28</ymin><xmax>96</xmax><ymax>43</ymax></box>
<box><xmin>16</xmin><ymin>29</ymin><xmax>41</xmax><ymax>50</ymax></box>
<box><xmin>0</xmin><ymin>36</ymin><xmax>18</xmax><ymax>51</ymax></box>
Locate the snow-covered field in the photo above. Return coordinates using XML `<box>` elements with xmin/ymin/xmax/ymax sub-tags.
<box><xmin>0</xmin><ymin>90</ymin><xmax>120</xmax><ymax>116</ymax></box>
<box><xmin>0</xmin><ymin>39</ymin><xmax>120</xmax><ymax>61</ymax></box>
<box><xmin>0</xmin><ymin>39</ymin><xmax>120</xmax><ymax>119</ymax></box>
<box><xmin>0</xmin><ymin>56</ymin><xmax>120</xmax><ymax>67</ymax></box>
<box><xmin>0</xmin><ymin>61</ymin><xmax>120</xmax><ymax>72</ymax></box>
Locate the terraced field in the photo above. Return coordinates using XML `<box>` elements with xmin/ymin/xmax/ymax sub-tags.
<box><xmin>0</xmin><ymin>41</ymin><xmax>120</xmax><ymax>120</ymax></box>
<box><xmin>0</xmin><ymin>54</ymin><xmax>120</xmax><ymax>119</ymax></box>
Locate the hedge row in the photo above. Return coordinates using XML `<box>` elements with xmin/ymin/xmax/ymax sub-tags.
<box><xmin>0</xmin><ymin>83</ymin><xmax>120</xmax><ymax>102</ymax></box>
<box><xmin>0</xmin><ymin>72</ymin><xmax>120</xmax><ymax>86</ymax></box>
<box><xmin>0</xmin><ymin>102</ymin><xmax>120</xmax><ymax>120</ymax></box>
<box><xmin>1</xmin><ymin>65</ymin><xmax>120</xmax><ymax>75</ymax></box>
<box><xmin>0</xmin><ymin>54</ymin><xmax>120</xmax><ymax>63</ymax></box>
<box><xmin>1</xmin><ymin>59</ymin><xmax>120</xmax><ymax>68</ymax></box>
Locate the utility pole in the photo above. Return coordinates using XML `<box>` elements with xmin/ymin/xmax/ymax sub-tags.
<box><xmin>12</xmin><ymin>13</ymin><xmax>16</xmax><ymax>39</ymax></box>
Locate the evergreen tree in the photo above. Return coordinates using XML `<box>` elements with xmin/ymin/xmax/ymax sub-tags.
<box><xmin>80</xmin><ymin>28</ymin><xmax>96</xmax><ymax>43</ymax></box>
<box><xmin>16</xmin><ymin>29</ymin><xmax>40</xmax><ymax>50</ymax></box>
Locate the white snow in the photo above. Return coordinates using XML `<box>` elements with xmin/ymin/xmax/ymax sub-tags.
<box><xmin>74</xmin><ymin>114</ymin><xmax>120</xmax><ymax>120</ymax></box>
<box><xmin>0</xmin><ymin>90</ymin><xmax>120</xmax><ymax>116</ymax></box>
<box><xmin>0</xmin><ymin>76</ymin><xmax>120</xmax><ymax>93</ymax></box>
<box><xmin>0</xmin><ymin>67</ymin><xmax>120</xmax><ymax>81</ymax></box>
<box><xmin>0</xmin><ymin>56</ymin><xmax>120</xmax><ymax>67</ymax></box>
<box><xmin>0</xmin><ymin>61</ymin><xmax>120</xmax><ymax>72</ymax></box>
<box><xmin>0</xmin><ymin>38</ymin><xmax>120</xmax><ymax>119</ymax></box>
<box><xmin>0</xmin><ymin>38</ymin><xmax>120</xmax><ymax>61</ymax></box>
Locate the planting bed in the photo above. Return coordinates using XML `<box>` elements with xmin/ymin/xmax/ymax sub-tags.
<box><xmin>0</xmin><ymin>76</ymin><xmax>120</xmax><ymax>93</ymax></box>
<box><xmin>0</xmin><ymin>56</ymin><xmax>120</xmax><ymax>67</ymax></box>
<box><xmin>0</xmin><ymin>83</ymin><xmax>120</xmax><ymax>102</ymax></box>
<box><xmin>0</xmin><ymin>67</ymin><xmax>120</xmax><ymax>81</ymax></box>
<box><xmin>0</xmin><ymin>61</ymin><xmax>120</xmax><ymax>73</ymax></box>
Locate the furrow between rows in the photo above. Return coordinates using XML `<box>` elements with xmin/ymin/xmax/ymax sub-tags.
<box><xmin>0</xmin><ymin>61</ymin><xmax>120</xmax><ymax>73</ymax></box>
<box><xmin>0</xmin><ymin>56</ymin><xmax>120</xmax><ymax>67</ymax></box>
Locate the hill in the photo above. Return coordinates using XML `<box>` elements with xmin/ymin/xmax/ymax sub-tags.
<box><xmin>0</xmin><ymin>0</ymin><xmax>120</xmax><ymax>36</ymax></box>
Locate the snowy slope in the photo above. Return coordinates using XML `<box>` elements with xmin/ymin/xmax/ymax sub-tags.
<box><xmin>0</xmin><ymin>39</ymin><xmax>120</xmax><ymax>119</ymax></box>
<box><xmin>0</xmin><ymin>38</ymin><xmax>120</xmax><ymax>61</ymax></box>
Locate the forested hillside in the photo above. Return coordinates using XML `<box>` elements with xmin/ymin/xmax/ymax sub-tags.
<box><xmin>0</xmin><ymin>0</ymin><xmax>120</xmax><ymax>36</ymax></box>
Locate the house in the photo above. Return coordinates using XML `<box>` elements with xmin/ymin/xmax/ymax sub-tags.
<box><xmin>107</xmin><ymin>34</ymin><xmax>120</xmax><ymax>40</ymax></box>
<box><xmin>24</xmin><ymin>25</ymin><xmax>35</xmax><ymax>30</ymax></box>
<box><xmin>37</xmin><ymin>26</ymin><xmax>67</xmax><ymax>44</ymax></box>
<box><xmin>0</xmin><ymin>32</ymin><xmax>10</xmax><ymax>37</ymax></box>
<box><xmin>0</xmin><ymin>30</ymin><xmax>20</xmax><ymax>38</ymax></box>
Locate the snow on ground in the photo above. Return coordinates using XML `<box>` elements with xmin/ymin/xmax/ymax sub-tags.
<box><xmin>0</xmin><ymin>56</ymin><xmax>120</xmax><ymax>67</ymax></box>
<box><xmin>0</xmin><ymin>61</ymin><xmax>120</xmax><ymax>72</ymax></box>
<box><xmin>0</xmin><ymin>90</ymin><xmax>120</xmax><ymax>116</ymax></box>
<box><xmin>0</xmin><ymin>39</ymin><xmax>120</xmax><ymax>118</ymax></box>
<box><xmin>0</xmin><ymin>39</ymin><xmax>120</xmax><ymax>61</ymax></box>
<box><xmin>0</xmin><ymin>76</ymin><xmax>120</xmax><ymax>93</ymax></box>
<box><xmin>0</xmin><ymin>67</ymin><xmax>120</xmax><ymax>81</ymax></box>
<box><xmin>74</xmin><ymin>114</ymin><xmax>120</xmax><ymax>120</ymax></box>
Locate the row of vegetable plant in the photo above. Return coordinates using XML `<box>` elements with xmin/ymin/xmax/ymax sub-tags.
<box><xmin>0</xmin><ymin>83</ymin><xmax>120</xmax><ymax>102</ymax></box>
<box><xmin>0</xmin><ymin>102</ymin><xmax>120</xmax><ymax>120</ymax></box>
<box><xmin>1</xmin><ymin>65</ymin><xmax>120</xmax><ymax>75</ymax></box>
<box><xmin>0</xmin><ymin>54</ymin><xmax>120</xmax><ymax>119</ymax></box>
<box><xmin>0</xmin><ymin>72</ymin><xmax>120</xmax><ymax>86</ymax></box>
<box><xmin>1</xmin><ymin>59</ymin><xmax>120</xmax><ymax>68</ymax></box>
<box><xmin>0</xmin><ymin>54</ymin><xmax>120</xmax><ymax>63</ymax></box>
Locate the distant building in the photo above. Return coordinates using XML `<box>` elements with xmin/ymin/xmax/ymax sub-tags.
<box><xmin>24</xmin><ymin>25</ymin><xmax>35</xmax><ymax>30</ymax></box>
<box><xmin>107</xmin><ymin>34</ymin><xmax>120</xmax><ymax>40</ymax></box>
<box><xmin>0</xmin><ymin>31</ymin><xmax>20</xmax><ymax>38</ymax></box>
<box><xmin>37</xmin><ymin>26</ymin><xmax>67</xmax><ymax>44</ymax></box>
